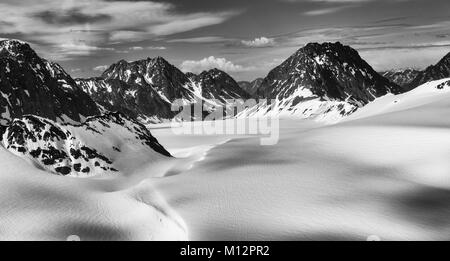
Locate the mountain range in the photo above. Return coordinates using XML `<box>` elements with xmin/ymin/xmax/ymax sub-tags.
<box><xmin>238</xmin><ymin>42</ymin><xmax>403</xmax><ymax>122</ymax></box>
<box><xmin>0</xmin><ymin>40</ymin><xmax>172</xmax><ymax>177</ymax></box>
<box><xmin>77</xmin><ymin>58</ymin><xmax>250</xmax><ymax>122</ymax></box>
<box><xmin>1</xmin><ymin>39</ymin><xmax>450</xmax><ymax>176</ymax></box>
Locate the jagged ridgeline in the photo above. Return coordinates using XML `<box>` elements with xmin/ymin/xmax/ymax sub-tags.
<box><xmin>0</xmin><ymin>40</ymin><xmax>99</xmax><ymax>127</ymax></box>
<box><xmin>237</xmin><ymin>42</ymin><xmax>402</xmax><ymax>122</ymax></box>
<box><xmin>257</xmin><ymin>42</ymin><xmax>402</xmax><ymax>102</ymax></box>
<box><xmin>77</xmin><ymin>58</ymin><xmax>251</xmax><ymax>122</ymax></box>
<box><xmin>0</xmin><ymin>40</ymin><xmax>172</xmax><ymax>177</ymax></box>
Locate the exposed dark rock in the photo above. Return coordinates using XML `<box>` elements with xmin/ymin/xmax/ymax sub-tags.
<box><xmin>257</xmin><ymin>42</ymin><xmax>402</xmax><ymax>105</ymax></box>
<box><xmin>0</xmin><ymin>40</ymin><xmax>100</xmax><ymax>127</ymax></box>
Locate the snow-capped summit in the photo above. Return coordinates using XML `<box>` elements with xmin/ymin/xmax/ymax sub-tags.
<box><xmin>258</xmin><ymin>42</ymin><xmax>401</xmax><ymax>102</ymax></box>
<box><xmin>77</xmin><ymin>57</ymin><xmax>198</xmax><ymax>122</ymax></box>
<box><xmin>240</xmin><ymin>42</ymin><xmax>402</xmax><ymax>122</ymax></box>
<box><xmin>0</xmin><ymin>39</ymin><xmax>99</xmax><ymax>126</ymax></box>
<box><xmin>409</xmin><ymin>52</ymin><xmax>450</xmax><ymax>89</ymax></box>
<box><xmin>78</xmin><ymin>58</ymin><xmax>252</xmax><ymax>121</ymax></box>
<box><xmin>101</xmin><ymin>56</ymin><xmax>194</xmax><ymax>102</ymax></box>
<box><xmin>0</xmin><ymin>39</ymin><xmax>36</xmax><ymax>59</ymax></box>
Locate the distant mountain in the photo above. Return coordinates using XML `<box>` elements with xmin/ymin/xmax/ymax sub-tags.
<box><xmin>381</xmin><ymin>68</ymin><xmax>420</xmax><ymax>89</ymax></box>
<box><xmin>101</xmin><ymin>57</ymin><xmax>195</xmax><ymax>103</ymax></box>
<box><xmin>76</xmin><ymin>77</ymin><xmax>175</xmax><ymax>122</ymax></box>
<box><xmin>187</xmin><ymin>68</ymin><xmax>251</xmax><ymax>103</ymax></box>
<box><xmin>241</xmin><ymin>42</ymin><xmax>402</xmax><ymax>122</ymax></box>
<box><xmin>0</xmin><ymin>40</ymin><xmax>99</xmax><ymax>127</ymax></box>
<box><xmin>238</xmin><ymin>78</ymin><xmax>263</xmax><ymax>96</ymax></box>
<box><xmin>79</xmin><ymin>59</ymin><xmax>250</xmax><ymax>121</ymax></box>
<box><xmin>1</xmin><ymin>112</ymin><xmax>171</xmax><ymax>176</ymax></box>
<box><xmin>409</xmin><ymin>52</ymin><xmax>450</xmax><ymax>89</ymax></box>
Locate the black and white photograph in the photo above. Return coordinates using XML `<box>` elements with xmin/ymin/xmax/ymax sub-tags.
<box><xmin>0</xmin><ymin>0</ymin><xmax>450</xmax><ymax>244</ymax></box>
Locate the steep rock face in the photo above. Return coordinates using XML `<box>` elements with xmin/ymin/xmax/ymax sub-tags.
<box><xmin>0</xmin><ymin>40</ymin><xmax>99</xmax><ymax>126</ymax></box>
<box><xmin>382</xmin><ymin>68</ymin><xmax>420</xmax><ymax>90</ymax></box>
<box><xmin>409</xmin><ymin>52</ymin><xmax>450</xmax><ymax>89</ymax></box>
<box><xmin>1</xmin><ymin>112</ymin><xmax>171</xmax><ymax>177</ymax></box>
<box><xmin>76</xmin><ymin>77</ymin><xmax>174</xmax><ymax>122</ymax></box>
<box><xmin>77</xmin><ymin>57</ymin><xmax>196</xmax><ymax>122</ymax></box>
<box><xmin>258</xmin><ymin>42</ymin><xmax>401</xmax><ymax>102</ymax></box>
<box><xmin>242</xmin><ymin>42</ymin><xmax>402</xmax><ymax>122</ymax></box>
<box><xmin>238</xmin><ymin>78</ymin><xmax>263</xmax><ymax>97</ymax></box>
<box><xmin>101</xmin><ymin>57</ymin><xmax>194</xmax><ymax>103</ymax></box>
<box><xmin>78</xmin><ymin>59</ymin><xmax>252</xmax><ymax>121</ymax></box>
<box><xmin>187</xmin><ymin>69</ymin><xmax>251</xmax><ymax>103</ymax></box>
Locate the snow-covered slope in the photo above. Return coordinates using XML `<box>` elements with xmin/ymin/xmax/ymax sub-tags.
<box><xmin>240</xmin><ymin>42</ymin><xmax>402</xmax><ymax>123</ymax></box>
<box><xmin>1</xmin><ymin>112</ymin><xmax>171</xmax><ymax>177</ymax></box>
<box><xmin>0</xmin><ymin>146</ymin><xmax>186</xmax><ymax>240</ymax></box>
<box><xmin>345</xmin><ymin>78</ymin><xmax>450</xmax><ymax>123</ymax></box>
<box><xmin>0</xmin><ymin>40</ymin><xmax>99</xmax><ymax>126</ymax></box>
<box><xmin>150</xmin><ymin>78</ymin><xmax>450</xmax><ymax>240</ymax></box>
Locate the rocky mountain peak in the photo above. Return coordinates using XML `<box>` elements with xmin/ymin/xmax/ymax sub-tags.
<box><xmin>258</xmin><ymin>42</ymin><xmax>401</xmax><ymax>103</ymax></box>
<box><xmin>190</xmin><ymin>68</ymin><xmax>250</xmax><ymax>101</ymax></box>
<box><xmin>0</xmin><ymin>40</ymin><xmax>38</xmax><ymax>60</ymax></box>
<box><xmin>0</xmin><ymin>39</ymin><xmax>100</xmax><ymax>126</ymax></box>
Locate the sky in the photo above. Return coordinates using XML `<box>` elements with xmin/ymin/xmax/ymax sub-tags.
<box><xmin>1</xmin><ymin>0</ymin><xmax>450</xmax><ymax>81</ymax></box>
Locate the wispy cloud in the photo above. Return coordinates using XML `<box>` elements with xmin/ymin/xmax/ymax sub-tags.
<box><xmin>93</xmin><ymin>65</ymin><xmax>108</xmax><ymax>72</ymax></box>
<box><xmin>129</xmin><ymin>46</ymin><xmax>166</xmax><ymax>51</ymax></box>
<box><xmin>0</xmin><ymin>0</ymin><xmax>239</xmax><ymax>60</ymax></box>
<box><xmin>303</xmin><ymin>6</ymin><xmax>349</xmax><ymax>16</ymax></box>
<box><xmin>168</xmin><ymin>36</ymin><xmax>231</xmax><ymax>44</ymax></box>
<box><xmin>241</xmin><ymin>37</ymin><xmax>276</xmax><ymax>48</ymax></box>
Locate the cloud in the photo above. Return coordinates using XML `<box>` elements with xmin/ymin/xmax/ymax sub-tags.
<box><xmin>241</xmin><ymin>37</ymin><xmax>276</xmax><ymax>48</ymax></box>
<box><xmin>129</xmin><ymin>46</ymin><xmax>166</xmax><ymax>51</ymax></box>
<box><xmin>149</xmin><ymin>11</ymin><xmax>239</xmax><ymax>36</ymax></box>
<box><xmin>129</xmin><ymin>46</ymin><xmax>144</xmax><ymax>51</ymax></box>
<box><xmin>0</xmin><ymin>0</ymin><xmax>238</xmax><ymax>60</ymax></box>
<box><xmin>33</xmin><ymin>9</ymin><xmax>112</xmax><ymax>25</ymax></box>
<box><xmin>147</xmin><ymin>46</ymin><xmax>167</xmax><ymax>50</ymax></box>
<box><xmin>168</xmin><ymin>36</ymin><xmax>230</xmax><ymax>44</ymax></box>
<box><xmin>303</xmin><ymin>6</ymin><xmax>349</xmax><ymax>16</ymax></box>
<box><xmin>180</xmin><ymin>56</ymin><xmax>255</xmax><ymax>74</ymax></box>
<box><xmin>57</xmin><ymin>43</ymin><xmax>114</xmax><ymax>58</ymax></box>
<box><xmin>93</xmin><ymin>65</ymin><xmax>109</xmax><ymax>72</ymax></box>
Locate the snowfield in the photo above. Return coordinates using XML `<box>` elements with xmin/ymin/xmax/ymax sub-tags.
<box><xmin>150</xmin><ymin>78</ymin><xmax>450</xmax><ymax>240</ymax></box>
<box><xmin>0</xmin><ymin>147</ymin><xmax>187</xmax><ymax>241</ymax></box>
<box><xmin>1</xmin><ymin>79</ymin><xmax>450</xmax><ymax>240</ymax></box>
